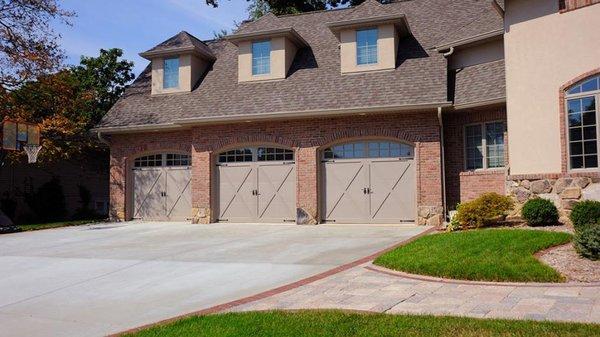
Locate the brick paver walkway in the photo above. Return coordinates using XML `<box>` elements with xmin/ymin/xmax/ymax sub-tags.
<box><xmin>231</xmin><ymin>263</ymin><xmax>600</xmax><ymax>323</ymax></box>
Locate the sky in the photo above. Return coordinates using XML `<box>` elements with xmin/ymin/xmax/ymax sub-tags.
<box><xmin>53</xmin><ymin>0</ymin><xmax>249</xmax><ymax>75</ymax></box>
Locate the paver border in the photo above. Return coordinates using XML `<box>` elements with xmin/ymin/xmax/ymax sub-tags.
<box><xmin>108</xmin><ymin>226</ymin><xmax>438</xmax><ymax>336</ymax></box>
<box><xmin>364</xmin><ymin>264</ymin><xmax>600</xmax><ymax>287</ymax></box>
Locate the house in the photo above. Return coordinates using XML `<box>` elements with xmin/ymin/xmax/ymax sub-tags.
<box><xmin>95</xmin><ymin>0</ymin><xmax>600</xmax><ymax>225</ymax></box>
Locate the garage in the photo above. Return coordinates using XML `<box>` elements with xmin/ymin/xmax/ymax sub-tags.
<box><xmin>132</xmin><ymin>153</ymin><xmax>192</xmax><ymax>221</ymax></box>
<box><xmin>322</xmin><ymin>140</ymin><xmax>416</xmax><ymax>224</ymax></box>
<box><xmin>216</xmin><ymin>146</ymin><xmax>296</xmax><ymax>222</ymax></box>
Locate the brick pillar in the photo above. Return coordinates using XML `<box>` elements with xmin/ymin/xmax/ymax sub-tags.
<box><xmin>109</xmin><ymin>152</ymin><xmax>127</xmax><ymax>221</ymax></box>
<box><xmin>191</xmin><ymin>150</ymin><xmax>213</xmax><ymax>224</ymax></box>
<box><xmin>416</xmin><ymin>140</ymin><xmax>444</xmax><ymax>226</ymax></box>
<box><xmin>296</xmin><ymin>146</ymin><xmax>319</xmax><ymax>224</ymax></box>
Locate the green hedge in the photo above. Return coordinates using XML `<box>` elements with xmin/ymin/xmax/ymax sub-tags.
<box><xmin>521</xmin><ymin>198</ymin><xmax>559</xmax><ymax>227</ymax></box>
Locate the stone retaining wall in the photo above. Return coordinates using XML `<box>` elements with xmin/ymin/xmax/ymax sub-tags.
<box><xmin>506</xmin><ymin>176</ymin><xmax>600</xmax><ymax>225</ymax></box>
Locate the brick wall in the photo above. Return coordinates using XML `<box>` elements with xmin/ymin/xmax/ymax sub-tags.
<box><xmin>443</xmin><ymin>106</ymin><xmax>507</xmax><ymax>209</ymax></box>
<box><xmin>559</xmin><ymin>0</ymin><xmax>600</xmax><ymax>12</ymax></box>
<box><xmin>108</xmin><ymin>111</ymin><xmax>444</xmax><ymax>224</ymax></box>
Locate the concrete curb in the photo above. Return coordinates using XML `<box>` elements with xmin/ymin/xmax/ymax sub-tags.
<box><xmin>107</xmin><ymin>226</ymin><xmax>437</xmax><ymax>336</ymax></box>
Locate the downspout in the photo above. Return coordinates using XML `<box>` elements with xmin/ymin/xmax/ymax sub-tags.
<box><xmin>438</xmin><ymin>107</ymin><xmax>448</xmax><ymax>222</ymax></box>
<box><xmin>442</xmin><ymin>46</ymin><xmax>454</xmax><ymax>57</ymax></box>
<box><xmin>97</xmin><ymin>131</ymin><xmax>110</xmax><ymax>146</ymax></box>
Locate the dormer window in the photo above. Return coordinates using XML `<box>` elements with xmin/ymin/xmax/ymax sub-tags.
<box><xmin>252</xmin><ymin>40</ymin><xmax>271</xmax><ymax>75</ymax></box>
<box><xmin>163</xmin><ymin>57</ymin><xmax>180</xmax><ymax>89</ymax></box>
<box><xmin>327</xmin><ymin>14</ymin><xmax>411</xmax><ymax>74</ymax></box>
<box><xmin>356</xmin><ymin>28</ymin><xmax>378</xmax><ymax>65</ymax></box>
<box><xmin>226</xmin><ymin>27</ymin><xmax>307</xmax><ymax>83</ymax></box>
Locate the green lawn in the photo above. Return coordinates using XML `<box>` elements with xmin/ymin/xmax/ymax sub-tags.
<box><xmin>374</xmin><ymin>229</ymin><xmax>572</xmax><ymax>283</ymax></box>
<box><xmin>16</xmin><ymin>219</ymin><xmax>100</xmax><ymax>232</ymax></box>
<box><xmin>124</xmin><ymin>310</ymin><xmax>599</xmax><ymax>337</ymax></box>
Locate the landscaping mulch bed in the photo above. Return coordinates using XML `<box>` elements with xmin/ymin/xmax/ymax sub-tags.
<box><xmin>538</xmin><ymin>243</ymin><xmax>600</xmax><ymax>283</ymax></box>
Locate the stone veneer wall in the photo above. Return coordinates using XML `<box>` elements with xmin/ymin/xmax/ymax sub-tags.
<box><xmin>506</xmin><ymin>175</ymin><xmax>600</xmax><ymax>224</ymax></box>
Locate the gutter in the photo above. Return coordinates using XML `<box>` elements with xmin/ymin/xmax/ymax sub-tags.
<box><xmin>435</xmin><ymin>28</ymin><xmax>504</xmax><ymax>51</ymax></box>
<box><xmin>453</xmin><ymin>97</ymin><xmax>506</xmax><ymax>110</ymax></box>
<box><xmin>94</xmin><ymin>102</ymin><xmax>453</xmax><ymax>134</ymax></box>
<box><xmin>97</xmin><ymin>131</ymin><xmax>110</xmax><ymax>146</ymax></box>
<box><xmin>491</xmin><ymin>0</ymin><xmax>505</xmax><ymax>18</ymax></box>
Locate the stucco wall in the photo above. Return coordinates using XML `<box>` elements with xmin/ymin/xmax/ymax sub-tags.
<box><xmin>449</xmin><ymin>40</ymin><xmax>504</xmax><ymax>70</ymax></box>
<box><xmin>339</xmin><ymin>24</ymin><xmax>397</xmax><ymax>74</ymax></box>
<box><xmin>238</xmin><ymin>37</ymin><xmax>296</xmax><ymax>82</ymax></box>
<box><xmin>504</xmin><ymin>0</ymin><xmax>600</xmax><ymax>175</ymax></box>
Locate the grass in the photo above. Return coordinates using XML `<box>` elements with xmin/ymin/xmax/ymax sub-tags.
<box><xmin>123</xmin><ymin>310</ymin><xmax>600</xmax><ymax>337</ymax></box>
<box><xmin>16</xmin><ymin>219</ymin><xmax>100</xmax><ymax>232</ymax></box>
<box><xmin>373</xmin><ymin>229</ymin><xmax>572</xmax><ymax>283</ymax></box>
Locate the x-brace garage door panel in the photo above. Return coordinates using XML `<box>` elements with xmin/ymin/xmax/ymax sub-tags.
<box><xmin>369</xmin><ymin>159</ymin><xmax>415</xmax><ymax>223</ymax></box>
<box><xmin>322</xmin><ymin>160</ymin><xmax>368</xmax><ymax>223</ymax></box>
<box><xmin>217</xmin><ymin>164</ymin><xmax>257</xmax><ymax>222</ymax></box>
<box><xmin>217</xmin><ymin>162</ymin><xmax>296</xmax><ymax>223</ymax></box>
<box><xmin>133</xmin><ymin>169</ymin><xmax>165</xmax><ymax>220</ymax></box>
<box><xmin>165</xmin><ymin>167</ymin><xmax>192</xmax><ymax>221</ymax></box>
<box><xmin>258</xmin><ymin>163</ymin><xmax>296</xmax><ymax>222</ymax></box>
<box><xmin>322</xmin><ymin>158</ymin><xmax>415</xmax><ymax>224</ymax></box>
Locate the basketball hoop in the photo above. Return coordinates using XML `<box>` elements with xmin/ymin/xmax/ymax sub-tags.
<box><xmin>23</xmin><ymin>144</ymin><xmax>42</xmax><ymax>164</ymax></box>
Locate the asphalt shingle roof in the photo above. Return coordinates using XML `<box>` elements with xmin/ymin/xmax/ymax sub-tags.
<box><xmin>99</xmin><ymin>0</ymin><xmax>504</xmax><ymax>129</ymax></box>
<box><xmin>453</xmin><ymin>59</ymin><xmax>506</xmax><ymax>107</ymax></box>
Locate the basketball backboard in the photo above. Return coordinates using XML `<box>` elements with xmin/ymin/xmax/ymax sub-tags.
<box><xmin>2</xmin><ymin>119</ymin><xmax>40</xmax><ymax>151</ymax></box>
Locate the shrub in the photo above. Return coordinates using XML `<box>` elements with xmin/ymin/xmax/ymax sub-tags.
<box><xmin>521</xmin><ymin>198</ymin><xmax>559</xmax><ymax>227</ymax></box>
<box><xmin>24</xmin><ymin>177</ymin><xmax>67</xmax><ymax>223</ymax></box>
<box><xmin>455</xmin><ymin>192</ymin><xmax>514</xmax><ymax>229</ymax></box>
<box><xmin>570</xmin><ymin>200</ymin><xmax>600</xmax><ymax>229</ymax></box>
<box><xmin>574</xmin><ymin>222</ymin><xmax>600</xmax><ymax>260</ymax></box>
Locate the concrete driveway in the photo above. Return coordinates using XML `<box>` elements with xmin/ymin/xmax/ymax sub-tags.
<box><xmin>0</xmin><ymin>222</ymin><xmax>427</xmax><ymax>337</ymax></box>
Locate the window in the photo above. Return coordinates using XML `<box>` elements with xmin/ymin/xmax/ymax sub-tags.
<box><xmin>323</xmin><ymin>141</ymin><xmax>413</xmax><ymax>160</ymax></box>
<box><xmin>252</xmin><ymin>40</ymin><xmax>271</xmax><ymax>75</ymax></box>
<box><xmin>163</xmin><ymin>57</ymin><xmax>179</xmax><ymax>89</ymax></box>
<box><xmin>464</xmin><ymin>122</ymin><xmax>505</xmax><ymax>170</ymax></box>
<box><xmin>134</xmin><ymin>153</ymin><xmax>191</xmax><ymax>167</ymax></box>
<box><xmin>218</xmin><ymin>147</ymin><xmax>294</xmax><ymax>163</ymax></box>
<box><xmin>356</xmin><ymin>28</ymin><xmax>378</xmax><ymax>65</ymax></box>
<box><xmin>566</xmin><ymin>75</ymin><xmax>600</xmax><ymax>169</ymax></box>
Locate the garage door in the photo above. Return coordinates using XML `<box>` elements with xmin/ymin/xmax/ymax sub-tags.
<box><xmin>132</xmin><ymin>153</ymin><xmax>192</xmax><ymax>221</ymax></box>
<box><xmin>322</xmin><ymin>141</ymin><xmax>415</xmax><ymax>224</ymax></box>
<box><xmin>217</xmin><ymin>146</ymin><xmax>296</xmax><ymax>223</ymax></box>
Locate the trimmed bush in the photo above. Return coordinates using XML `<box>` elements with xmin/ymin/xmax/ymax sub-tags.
<box><xmin>574</xmin><ymin>222</ymin><xmax>600</xmax><ymax>260</ymax></box>
<box><xmin>521</xmin><ymin>198</ymin><xmax>559</xmax><ymax>227</ymax></box>
<box><xmin>455</xmin><ymin>193</ymin><xmax>514</xmax><ymax>229</ymax></box>
<box><xmin>570</xmin><ymin>200</ymin><xmax>600</xmax><ymax>229</ymax></box>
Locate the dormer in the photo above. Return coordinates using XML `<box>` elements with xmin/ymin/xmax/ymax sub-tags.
<box><xmin>327</xmin><ymin>14</ymin><xmax>411</xmax><ymax>74</ymax></box>
<box><xmin>226</xmin><ymin>27</ymin><xmax>308</xmax><ymax>83</ymax></box>
<box><xmin>140</xmin><ymin>31</ymin><xmax>215</xmax><ymax>95</ymax></box>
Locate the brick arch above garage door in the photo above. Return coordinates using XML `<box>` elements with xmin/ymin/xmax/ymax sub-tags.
<box><xmin>312</xmin><ymin>129</ymin><xmax>423</xmax><ymax>148</ymax></box>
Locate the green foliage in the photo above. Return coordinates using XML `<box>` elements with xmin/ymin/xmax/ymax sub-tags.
<box><xmin>374</xmin><ymin>229</ymin><xmax>571</xmax><ymax>283</ymax></box>
<box><xmin>455</xmin><ymin>193</ymin><xmax>514</xmax><ymax>229</ymax></box>
<box><xmin>206</xmin><ymin>0</ymin><xmax>394</xmax><ymax>18</ymax></box>
<box><xmin>24</xmin><ymin>177</ymin><xmax>67</xmax><ymax>223</ymax></box>
<box><xmin>574</xmin><ymin>223</ymin><xmax>600</xmax><ymax>260</ymax></box>
<box><xmin>73</xmin><ymin>185</ymin><xmax>101</xmax><ymax>220</ymax></box>
<box><xmin>570</xmin><ymin>200</ymin><xmax>600</xmax><ymax>229</ymax></box>
<box><xmin>123</xmin><ymin>310</ymin><xmax>600</xmax><ymax>337</ymax></box>
<box><xmin>521</xmin><ymin>198</ymin><xmax>559</xmax><ymax>227</ymax></box>
<box><xmin>4</xmin><ymin>48</ymin><xmax>134</xmax><ymax>162</ymax></box>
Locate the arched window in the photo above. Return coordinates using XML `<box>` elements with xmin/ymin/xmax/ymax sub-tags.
<box><xmin>217</xmin><ymin>146</ymin><xmax>294</xmax><ymax>163</ymax></box>
<box><xmin>323</xmin><ymin>140</ymin><xmax>413</xmax><ymax>160</ymax></box>
<box><xmin>566</xmin><ymin>75</ymin><xmax>599</xmax><ymax>169</ymax></box>
<box><xmin>134</xmin><ymin>153</ymin><xmax>191</xmax><ymax>167</ymax></box>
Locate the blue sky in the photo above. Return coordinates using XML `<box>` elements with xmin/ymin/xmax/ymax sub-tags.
<box><xmin>54</xmin><ymin>0</ymin><xmax>249</xmax><ymax>75</ymax></box>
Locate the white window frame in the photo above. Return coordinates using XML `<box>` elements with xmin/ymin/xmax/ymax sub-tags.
<box><xmin>565</xmin><ymin>89</ymin><xmax>600</xmax><ymax>172</ymax></box>
<box><xmin>463</xmin><ymin>121</ymin><xmax>506</xmax><ymax>171</ymax></box>
<box><xmin>251</xmin><ymin>40</ymin><xmax>271</xmax><ymax>76</ymax></box>
<box><xmin>163</xmin><ymin>57</ymin><xmax>180</xmax><ymax>89</ymax></box>
<box><xmin>356</xmin><ymin>27</ymin><xmax>378</xmax><ymax>66</ymax></box>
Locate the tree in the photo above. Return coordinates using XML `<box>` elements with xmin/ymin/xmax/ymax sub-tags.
<box><xmin>0</xmin><ymin>0</ymin><xmax>74</xmax><ymax>89</ymax></box>
<box><xmin>2</xmin><ymin>48</ymin><xmax>134</xmax><ymax>162</ymax></box>
<box><xmin>206</xmin><ymin>0</ymin><xmax>370</xmax><ymax>17</ymax></box>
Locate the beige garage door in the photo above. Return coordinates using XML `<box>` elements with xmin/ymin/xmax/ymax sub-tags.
<box><xmin>322</xmin><ymin>141</ymin><xmax>415</xmax><ymax>224</ymax></box>
<box><xmin>132</xmin><ymin>153</ymin><xmax>192</xmax><ymax>221</ymax></box>
<box><xmin>217</xmin><ymin>147</ymin><xmax>296</xmax><ymax>223</ymax></box>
